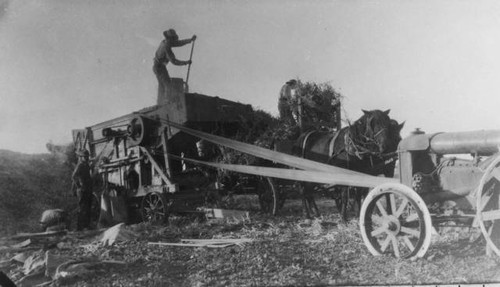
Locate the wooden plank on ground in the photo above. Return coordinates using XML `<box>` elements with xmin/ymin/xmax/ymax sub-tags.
<box><xmin>148</xmin><ymin>238</ymin><xmax>252</xmax><ymax>248</ymax></box>
<box><xmin>202</xmin><ymin>208</ymin><xmax>250</xmax><ymax>221</ymax></box>
<box><xmin>2</xmin><ymin>231</ymin><xmax>66</xmax><ymax>241</ymax></box>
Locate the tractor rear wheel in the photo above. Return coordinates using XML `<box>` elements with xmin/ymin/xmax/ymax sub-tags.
<box><xmin>476</xmin><ymin>154</ymin><xmax>500</xmax><ymax>257</ymax></box>
<box><xmin>359</xmin><ymin>183</ymin><xmax>432</xmax><ymax>259</ymax></box>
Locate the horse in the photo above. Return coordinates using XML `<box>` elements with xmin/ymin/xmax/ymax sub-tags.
<box><xmin>293</xmin><ymin>109</ymin><xmax>404</xmax><ymax>220</ymax></box>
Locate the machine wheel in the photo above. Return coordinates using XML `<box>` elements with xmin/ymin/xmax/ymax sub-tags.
<box><xmin>258</xmin><ymin>177</ymin><xmax>282</xmax><ymax>215</ymax></box>
<box><xmin>141</xmin><ymin>192</ymin><xmax>172</xmax><ymax>224</ymax></box>
<box><xmin>476</xmin><ymin>154</ymin><xmax>500</xmax><ymax>257</ymax></box>
<box><xmin>359</xmin><ymin>183</ymin><xmax>432</xmax><ymax>259</ymax></box>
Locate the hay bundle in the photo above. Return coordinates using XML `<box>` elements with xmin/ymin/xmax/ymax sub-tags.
<box><xmin>289</xmin><ymin>80</ymin><xmax>342</xmax><ymax>130</ymax></box>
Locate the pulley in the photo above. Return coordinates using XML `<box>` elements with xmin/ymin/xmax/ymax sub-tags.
<box><xmin>126</xmin><ymin>116</ymin><xmax>158</xmax><ymax>146</ymax></box>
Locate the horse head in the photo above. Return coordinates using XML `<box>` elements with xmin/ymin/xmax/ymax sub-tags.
<box><xmin>350</xmin><ymin>109</ymin><xmax>403</xmax><ymax>155</ymax></box>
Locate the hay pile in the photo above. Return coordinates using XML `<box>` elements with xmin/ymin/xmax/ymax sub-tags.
<box><xmin>294</xmin><ymin>80</ymin><xmax>342</xmax><ymax>130</ymax></box>
<box><xmin>215</xmin><ymin>80</ymin><xmax>343</xmax><ymax>186</ymax></box>
<box><xmin>223</xmin><ymin>79</ymin><xmax>343</xmax><ymax>151</ymax></box>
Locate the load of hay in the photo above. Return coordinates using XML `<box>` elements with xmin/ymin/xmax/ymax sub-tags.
<box><xmin>215</xmin><ymin>79</ymin><xmax>343</xmax><ymax>187</ymax></box>
<box><xmin>293</xmin><ymin>80</ymin><xmax>342</xmax><ymax>131</ymax></box>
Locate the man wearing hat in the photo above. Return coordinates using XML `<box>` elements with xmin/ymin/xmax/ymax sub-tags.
<box><xmin>278</xmin><ymin>79</ymin><xmax>300</xmax><ymax>125</ymax></box>
<box><xmin>72</xmin><ymin>149</ymin><xmax>93</xmax><ymax>231</ymax></box>
<box><xmin>153</xmin><ymin>29</ymin><xmax>196</xmax><ymax>98</ymax></box>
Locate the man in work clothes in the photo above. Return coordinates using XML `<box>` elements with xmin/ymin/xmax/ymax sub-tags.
<box><xmin>72</xmin><ymin>149</ymin><xmax>93</xmax><ymax>231</ymax></box>
<box><xmin>278</xmin><ymin>79</ymin><xmax>300</xmax><ymax>125</ymax></box>
<box><xmin>153</xmin><ymin>29</ymin><xmax>196</xmax><ymax>98</ymax></box>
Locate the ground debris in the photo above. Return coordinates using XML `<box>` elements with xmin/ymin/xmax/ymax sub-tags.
<box><xmin>0</xmin><ymin>239</ymin><xmax>38</xmax><ymax>254</ymax></box>
<box><xmin>2</xmin><ymin>199</ymin><xmax>500</xmax><ymax>286</ymax></box>
<box><xmin>53</xmin><ymin>259</ymin><xmax>126</xmax><ymax>285</ymax></box>
<box><xmin>22</xmin><ymin>251</ymin><xmax>46</xmax><ymax>275</ymax></box>
<box><xmin>2</xmin><ymin>230</ymin><xmax>67</xmax><ymax>241</ymax></box>
<box><xmin>99</xmin><ymin>223</ymin><xmax>139</xmax><ymax>246</ymax></box>
<box><xmin>201</xmin><ymin>208</ymin><xmax>250</xmax><ymax>221</ymax></box>
<box><xmin>10</xmin><ymin>248</ymin><xmax>126</xmax><ymax>286</ymax></box>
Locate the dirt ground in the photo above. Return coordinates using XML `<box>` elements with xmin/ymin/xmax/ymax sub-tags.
<box><xmin>2</xmin><ymin>197</ymin><xmax>500</xmax><ymax>286</ymax></box>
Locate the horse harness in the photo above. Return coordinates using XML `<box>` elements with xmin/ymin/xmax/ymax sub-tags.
<box><xmin>337</xmin><ymin>127</ymin><xmax>397</xmax><ymax>169</ymax></box>
<box><xmin>299</xmin><ymin>126</ymin><xmax>398</xmax><ymax>170</ymax></box>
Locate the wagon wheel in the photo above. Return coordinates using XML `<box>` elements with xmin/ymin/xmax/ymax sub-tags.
<box><xmin>476</xmin><ymin>154</ymin><xmax>500</xmax><ymax>257</ymax></box>
<box><xmin>359</xmin><ymin>183</ymin><xmax>432</xmax><ymax>259</ymax></box>
<box><xmin>141</xmin><ymin>192</ymin><xmax>173</xmax><ymax>224</ymax></box>
<box><xmin>258</xmin><ymin>177</ymin><xmax>282</xmax><ymax>215</ymax></box>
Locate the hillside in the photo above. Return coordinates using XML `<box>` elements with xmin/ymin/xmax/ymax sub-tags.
<box><xmin>0</xmin><ymin>149</ymin><xmax>75</xmax><ymax>236</ymax></box>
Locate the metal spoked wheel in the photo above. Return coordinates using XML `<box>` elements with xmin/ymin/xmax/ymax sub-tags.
<box><xmin>359</xmin><ymin>183</ymin><xmax>432</xmax><ymax>259</ymax></box>
<box><xmin>258</xmin><ymin>177</ymin><xmax>282</xmax><ymax>216</ymax></box>
<box><xmin>141</xmin><ymin>192</ymin><xmax>172</xmax><ymax>224</ymax></box>
<box><xmin>476</xmin><ymin>154</ymin><xmax>500</xmax><ymax>257</ymax></box>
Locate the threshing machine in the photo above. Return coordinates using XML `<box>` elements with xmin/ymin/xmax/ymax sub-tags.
<box><xmin>72</xmin><ymin>78</ymin><xmax>276</xmax><ymax>225</ymax></box>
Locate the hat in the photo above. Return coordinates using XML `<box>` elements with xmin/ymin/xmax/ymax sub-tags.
<box><xmin>163</xmin><ymin>29</ymin><xmax>178</xmax><ymax>39</ymax></box>
<box><xmin>77</xmin><ymin>149</ymin><xmax>90</xmax><ymax>157</ymax></box>
<box><xmin>286</xmin><ymin>79</ymin><xmax>297</xmax><ymax>85</ymax></box>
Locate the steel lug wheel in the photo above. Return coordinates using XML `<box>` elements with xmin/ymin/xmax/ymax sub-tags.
<box><xmin>476</xmin><ymin>153</ymin><xmax>500</xmax><ymax>257</ymax></box>
<box><xmin>360</xmin><ymin>183</ymin><xmax>432</xmax><ymax>259</ymax></box>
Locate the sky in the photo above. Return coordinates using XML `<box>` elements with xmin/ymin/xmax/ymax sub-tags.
<box><xmin>1</xmin><ymin>0</ymin><xmax>500</xmax><ymax>153</ymax></box>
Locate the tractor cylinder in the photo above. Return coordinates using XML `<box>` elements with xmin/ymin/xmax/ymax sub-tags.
<box><xmin>429</xmin><ymin>130</ymin><xmax>500</xmax><ymax>155</ymax></box>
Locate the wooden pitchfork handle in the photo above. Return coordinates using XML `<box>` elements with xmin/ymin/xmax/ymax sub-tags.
<box><xmin>185</xmin><ymin>38</ymin><xmax>196</xmax><ymax>92</ymax></box>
